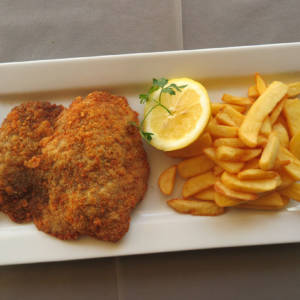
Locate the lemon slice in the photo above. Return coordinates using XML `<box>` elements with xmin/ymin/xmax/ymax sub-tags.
<box><xmin>143</xmin><ymin>78</ymin><xmax>211</xmax><ymax>151</ymax></box>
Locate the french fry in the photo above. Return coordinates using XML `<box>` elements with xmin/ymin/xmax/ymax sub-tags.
<box><xmin>259</xmin><ymin>131</ymin><xmax>280</xmax><ymax>170</ymax></box>
<box><xmin>216</xmin><ymin>110</ymin><xmax>237</xmax><ymax>126</ymax></box>
<box><xmin>216</xmin><ymin>146</ymin><xmax>245</xmax><ymax>161</ymax></box>
<box><xmin>203</xmin><ymin>147</ymin><xmax>244</xmax><ymax>173</ymax></box>
<box><xmin>214</xmin><ymin>192</ymin><xmax>244</xmax><ymax>207</ymax></box>
<box><xmin>214</xmin><ymin>180</ymin><xmax>257</xmax><ymax>201</ymax></box>
<box><xmin>282</xmin><ymin>98</ymin><xmax>300</xmax><ymax>137</ymax></box>
<box><xmin>277</xmin><ymin>114</ymin><xmax>289</xmax><ymax>129</ymax></box>
<box><xmin>289</xmin><ymin>131</ymin><xmax>300</xmax><ymax>160</ymax></box>
<box><xmin>255</xmin><ymin>73</ymin><xmax>267</xmax><ymax>95</ymax></box>
<box><xmin>239</xmin><ymin>81</ymin><xmax>288</xmax><ymax>147</ymax></box>
<box><xmin>238</xmin><ymin>192</ymin><xmax>286</xmax><ymax>210</ymax></box>
<box><xmin>228</xmin><ymin>104</ymin><xmax>247</xmax><ymax>113</ymax></box>
<box><xmin>211</xmin><ymin>103</ymin><xmax>224</xmax><ymax>116</ymax></box>
<box><xmin>270</xmin><ymin>98</ymin><xmax>287</xmax><ymax>125</ymax></box>
<box><xmin>208</xmin><ymin>118</ymin><xmax>238</xmax><ymax>138</ymax></box>
<box><xmin>216</xmin><ymin>146</ymin><xmax>262</xmax><ymax>162</ymax></box>
<box><xmin>167</xmin><ymin>199</ymin><xmax>225</xmax><ymax>216</ymax></box>
<box><xmin>238</xmin><ymin>169</ymin><xmax>278</xmax><ymax>180</ymax></box>
<box><xmin>212</xmin><ymin>103</ymin><xmax>246</xmax><ymax>115</ymax></box>
<box><xmin>182</xmin><ymin>171</ymin><xmax>216</xmax><ymax>198</ymax></box>
<box><xmin>248</xmin><ymin>85</ymin><xmax>259</xmax><ymax>99</ymax></box>
<box><xmin>243</xmin><ymin>158</ymin><xmax>260</xmax><ymax>170</ymax></box>
<box><xmin>164</xmin><ymin>74</ymin><xmax>300</xmax><ymax>218</ymax></box>
<box><xmin>158</xmin><ymin>165</ymin><xmax>177</xmax><ymax>195</ymax></box>
<box><xmin>177</xmin><ymin>155</ymin><xmax>214</xmax><ymax>178</ymax></box>
<box><xmin>282</xmin><ymin>196</ymin><xmax>290</xmax><ymax>206</ymax></box>
<box><xmin>278</xmin><ymin>146</ymin><xmax>300</xmax><ymax>180</ymax></box>
<box><xmin>273</xmin><ymin>159</ymin><xmax>291</xmax><ymax>169</ymax></box>
<box><xmin>272</xmin><ymin>122</ymin><xmax>289</xmax><ymax>147</ymax></box>
<box><xmin>213</xmin><ymin>165</ymin><xmax>224</xmax><ymax>176</ymax></box>
<box><xmin>277</xmin><ymin>168</ymin><xmax>295</xmax><ymax>190</ymax></box>
<box><xmin>194</xmin><ymin>187</ymin><xmax>215</xmax><ymax>201</ymax></box>
<box><xmin>222</xmin><ymin>94</ymin><xmax>253</xmax><ymax>106</ymax></box>
<box><xmin>221</xmin><ymin>172</ymin><xmax>281</xmax><ymax>193</ymax></box>
<box><xmin>222</xmin><ymin>105</ymin><xmax>245</xmax><ymax>126</ymax></box>
<box><xmin>257</xmin><ymin>135</ymin><xmax>268</xmax><ymax>146</ymax></box>
<box><xmin>287</xmin><ymin>82</ymin><xmax>300</xmax><ymax>97</ymax></box>
<box><xmin>280</xmin><ymin>182</ymin><xmax>300</xmax><ymax>202</ymax></box>
<box><xmin>214</xmin><ymin>137</ymin><xmax>246</xmax><ymax>148</ymax></box>
<box><xmin>260</xmin><ymin>116</ymin><xmax>272</xmax><ymax>136</ymax></box>
<box><xmin>166</xmin><ymin>132</ymin><xmax>212</xmax><ymax>158</ymax></box>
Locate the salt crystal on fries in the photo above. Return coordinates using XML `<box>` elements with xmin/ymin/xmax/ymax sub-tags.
<box><xmin>221</xmin><ymin>172</ymin><xmax>281</xmax><ymax>193</ymax></box>
<box><xmin>239</xmin><ymin>81</ymin><xmax>288</xmax><ymax>147</ymax></box>
<box><xmin>167</xmin><ymin>199</ymin><xmax>225</xmax><ymax>216</ymax></box>
<box><xmin>177</xmin><ymin>155</ymin><xmax>214</xmax><ymax>178</ymax></box>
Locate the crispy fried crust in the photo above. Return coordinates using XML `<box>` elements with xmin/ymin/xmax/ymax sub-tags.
<box><xmin>35</xmin><ymin>91</ymin><xmax>149</xmax><ymax>242</ymax></box>
<box><xmin>0</xmin><ymin>102</ymin><xmax>64</xmax><ymax>223</ymax></box>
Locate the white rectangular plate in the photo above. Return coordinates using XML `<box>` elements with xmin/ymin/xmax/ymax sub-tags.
<box><xmin>1</xmin><ymin>43</ymin><xmax>300</xmax><ymax>266</ymax></box>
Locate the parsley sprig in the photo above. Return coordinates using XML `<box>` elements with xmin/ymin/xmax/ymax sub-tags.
<box><xmin>131</xmin><ymin>78</ymin><xmax>187</xmax><ymax>142</ymax></box>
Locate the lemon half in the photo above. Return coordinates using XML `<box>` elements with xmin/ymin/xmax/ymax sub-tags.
<box><xmin>143</xmin><ymin>78</ymin><xmax>211</xmax><ymax>151</ymax></box>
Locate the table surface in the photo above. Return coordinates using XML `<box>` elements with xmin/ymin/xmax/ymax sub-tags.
<box><xmin>1</xmin><ymin>1</ymin><xmax>300</xmax><ymax>299</ymax></box>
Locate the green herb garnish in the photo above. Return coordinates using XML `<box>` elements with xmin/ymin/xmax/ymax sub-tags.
<box><xmin>131</xmin><ymin>78</ymin><xmax>187</xmax><ymax>142</ymax></box>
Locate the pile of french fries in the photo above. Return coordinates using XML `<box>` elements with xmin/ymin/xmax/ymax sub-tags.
<box><xmin>159</xmin><ymin>74</ymin><xmax>300</xmax><ymax>216</ymax></box>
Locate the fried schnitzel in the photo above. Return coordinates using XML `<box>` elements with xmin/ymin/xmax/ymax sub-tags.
<box><xmin>33</xmin><ymin>91</ymin><xmax>149</xmax><ymax>242</ymax></box>
<box><xmin>0</xmin><ymin>102</ymin><xmax>64</xmax><ymax>223</ymax></box>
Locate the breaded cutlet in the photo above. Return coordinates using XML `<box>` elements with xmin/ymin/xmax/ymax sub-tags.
<box><xmin>33</xmin><ymin>91</ymin><xmax>149</xmax><ymax>242</ymax></box>
<box><xmin>0</xmin><ymin>102</ymin><xmax>64</xmax><ymax>223</ymax></box>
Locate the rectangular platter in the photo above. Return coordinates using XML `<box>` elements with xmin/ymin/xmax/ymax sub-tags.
<box><xmin>1</xmin><ymin>42</ymin><xmax>300</xmax><ymax>265</ymax></box>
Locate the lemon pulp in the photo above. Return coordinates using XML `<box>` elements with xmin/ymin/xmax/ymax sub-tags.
<box><xmin>143</xmin><ymin>78</ymin><xmax>211</xmax><ymax>151</ymax></box>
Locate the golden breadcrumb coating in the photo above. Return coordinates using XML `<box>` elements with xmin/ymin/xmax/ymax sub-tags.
<box><xmin>0</xmin><ymin>102</ymin><xmax>63</xmax><ymax>223</ymax></box>
<box><xmin>34</xmin><ymin>91</ymin><xmax>149</xmax><ymax>242</ymax></box>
